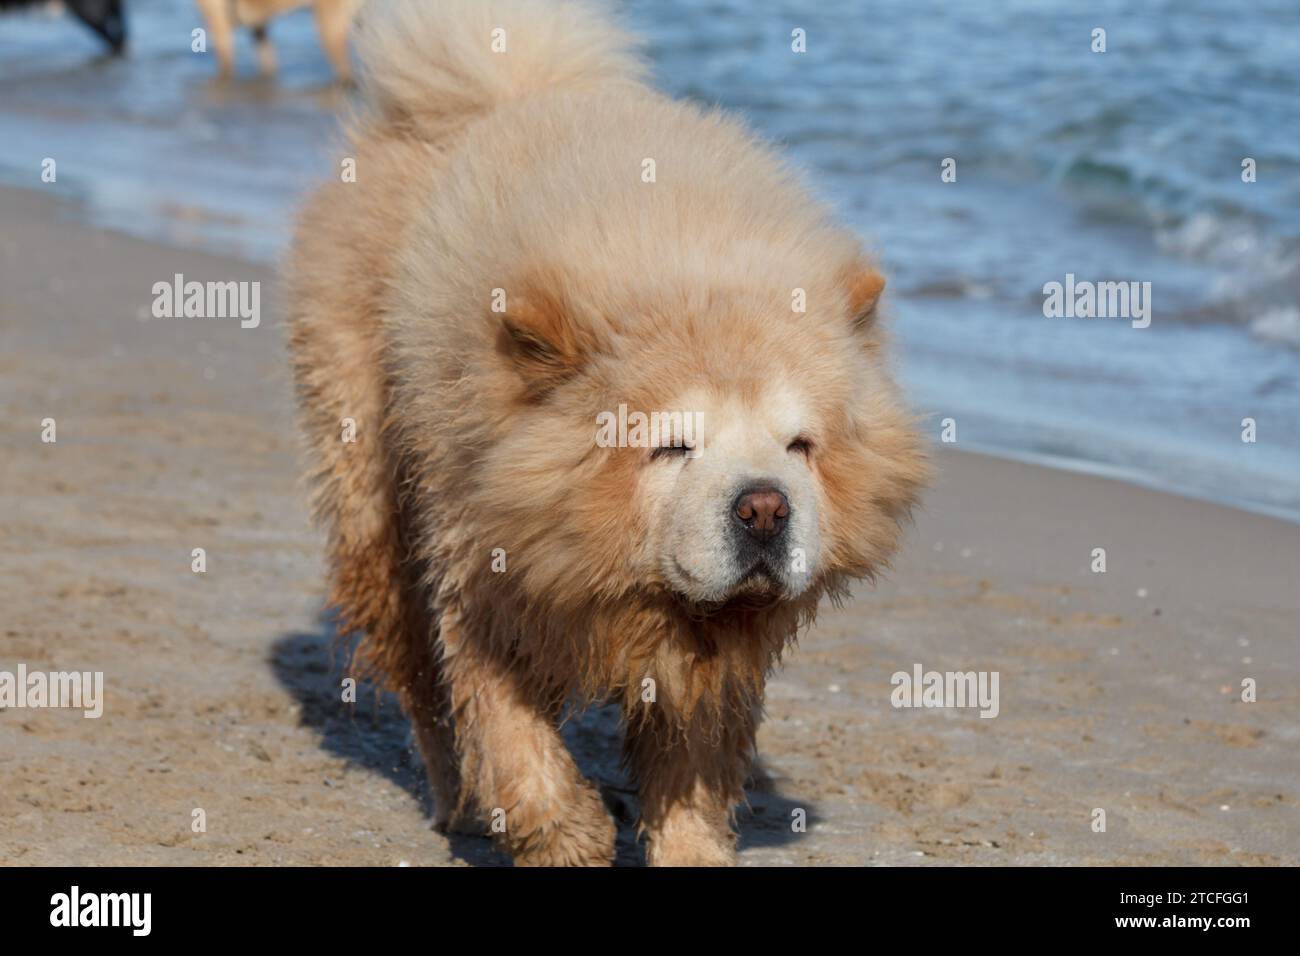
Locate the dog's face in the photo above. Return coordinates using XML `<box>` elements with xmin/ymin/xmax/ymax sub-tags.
<box><xmin>639</xmin><ymin>381</ymin><xmax>824</xmax><ymax>604</ymax></box>
<box><xmin>479</xmin><ymin>262</ymin><xmax>927</xmax><ymax>616</ymax></box>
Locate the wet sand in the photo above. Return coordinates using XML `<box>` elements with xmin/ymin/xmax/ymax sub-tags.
<box><xmin>1</xmin><ymin>185</ymin><xmax>1296</xmax><ymax>866</ymax></box>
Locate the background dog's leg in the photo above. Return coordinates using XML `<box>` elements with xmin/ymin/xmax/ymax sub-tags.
<box><xmin>251</xmin><ymin>23</ymin><xmax>277</xmax><ymax>76</ymax></box>
<box><xmin>65</xmin><ymin>0</ymin><xmax>128</xmax><ymax>54</ymax></box>
<box><xmin>313</xmin><ymin>0</ymin><xmax>355</xmax><ymax>84</ymax></box>
<box><xmin>625</xmin><ymin>695</ymin><xmax>758</xmax><ymax>866</ymax></box>
<box><xmin>195</xmin><ymin>0</ymin><xmax>235</xmax><ymax>78</ymax></box>
<box><xmin>441</xmin><ymin>625</ymin><xmax>616</xmax><ymax>866</ymax></box>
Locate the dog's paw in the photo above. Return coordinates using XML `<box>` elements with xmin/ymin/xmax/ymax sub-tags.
<box><xmin>646</xmin><ymin>838</ymin><xmax>737</xmax><ymax>867</ymax></box>
<box><xmin>508</xmin><ymin>784</ymin><xmax>617</xmax><ymax>867</ymax></box>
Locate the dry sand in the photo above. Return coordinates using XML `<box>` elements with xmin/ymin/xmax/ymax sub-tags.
<box><xmin>1</xmin><ymin>185</ymin><xmax>1297</xmax><ymax>866</ymax></box>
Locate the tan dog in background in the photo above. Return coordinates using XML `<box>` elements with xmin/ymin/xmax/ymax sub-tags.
<box><xmin>287</xmin><ymin>0</ymin><xmax>926</xmax><ymax>866</ymax></box>
<box><xmin>195</xmin><ymin>0</ymin><xmax>357</xmax><ymax>80</ymax></box>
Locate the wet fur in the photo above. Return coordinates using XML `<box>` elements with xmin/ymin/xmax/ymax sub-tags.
<box><xmin>287</xmin><ymin>0</ymin><xmax>926</xmax><ymax>866</ymax></box>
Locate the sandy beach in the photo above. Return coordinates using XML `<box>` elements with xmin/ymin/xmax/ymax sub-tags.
<box><xmin>1</xmin><ymin>184</ymin><xmax>1297</xmax><ymax>866</ymax></box>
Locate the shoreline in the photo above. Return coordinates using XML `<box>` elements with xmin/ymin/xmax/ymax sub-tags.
<box><xmin>5</xmin><ymin>175</ymin><xmax>1295</xmax><ymax>524</ymax></box>
<box><xmin>3</xmin><ymin>184</ymin><xmax>1298</xmax><ymax>865</ymax></box>
<box><xmin>948</xmin><ymin>440</ymin><xmax>1300</xmax><ymax>528</ymax></box>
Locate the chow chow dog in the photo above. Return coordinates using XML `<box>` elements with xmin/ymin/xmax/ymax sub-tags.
<box><xmin>287</xmin><ymin>0</ymin><xmax>925</xmax><ymax>866</ymax></box>
<box><xmin>194</xmin><ymin>0</ymin><xmax>357</xmax><ymax>80</ymax></box>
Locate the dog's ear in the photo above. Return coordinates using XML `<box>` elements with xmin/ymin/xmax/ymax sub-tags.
<box><xmin>842</xmin><ymin>261</ymin><xmax>887</xmax><ymax>332</ymax></box>
<box><xmin>496</xmin><ymin>282</ymin><xmax>588</xmax><ymax>399</ymax></box>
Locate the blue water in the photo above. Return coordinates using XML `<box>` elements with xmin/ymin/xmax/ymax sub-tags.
<box><xmin>2</xmin><ymin>0</ymin><xmax>1298</xmax><ymax>517</ymax></box>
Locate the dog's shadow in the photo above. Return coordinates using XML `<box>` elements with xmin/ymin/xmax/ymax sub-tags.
<box><xmin>270</xmin><ymin>613</ymin><xmax>816</xmax><ymax>866</ymax></box>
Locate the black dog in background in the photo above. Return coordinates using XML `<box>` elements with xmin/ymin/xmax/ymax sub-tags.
<box><xmin>0</xmin><ymin>0</ymin><xmax>127</xmax><ymax>53</ymax></box>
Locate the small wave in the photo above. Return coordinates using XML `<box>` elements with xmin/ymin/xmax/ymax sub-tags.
<box><xmin>1156</xmin><ymin>212</ymin><xmax>1296</xmax><ymax>275</ymax></box>
<box><xmin>1250</xmin><ymin>307</ymin><xmax>1300</xmax><ymax>349</ymax></box>
<box><xmin>1054</xmin><ymin>155</ymin><xmax>1135</xmax><ymax>190</ymax></box>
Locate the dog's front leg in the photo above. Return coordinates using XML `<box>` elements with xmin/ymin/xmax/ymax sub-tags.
<box><xmin>625</xmin><ymin>692</ymin><xmax>759</xmax><ymax>867</ymax></box>
<box><xmin>441</xmin><ymin>612</ymin><xmax>616</xmax><ymax>866</ymax></box>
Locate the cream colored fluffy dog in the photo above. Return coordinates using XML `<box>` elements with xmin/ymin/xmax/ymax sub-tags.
<box><xmin>287</xmin><ymin>0</ymin><xmax>926</xmax><ymax>866</ymax></box>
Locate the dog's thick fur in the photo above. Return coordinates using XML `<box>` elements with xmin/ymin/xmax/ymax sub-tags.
<box><xmin>287</xmin><ymin>0</ymin><xmax>926</xmax><ymax>866</ymax></box>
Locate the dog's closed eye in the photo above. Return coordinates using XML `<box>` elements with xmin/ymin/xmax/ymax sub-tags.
<box><xmin>651</xmin><ymin>443</ymin><xmax>694</xmax><ymax>461</ymax></box>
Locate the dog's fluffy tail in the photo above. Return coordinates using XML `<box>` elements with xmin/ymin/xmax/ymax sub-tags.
<box><xmin>355</xmin><ymin>0</ymin><xmax>644</xmax><ymax>140</ymax></box>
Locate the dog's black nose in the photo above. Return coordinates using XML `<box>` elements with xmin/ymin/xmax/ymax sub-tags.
<box><xmin>732</xmin><ymin>486</ymin><xmax>789</xmax><ymax>545</ymax></box>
